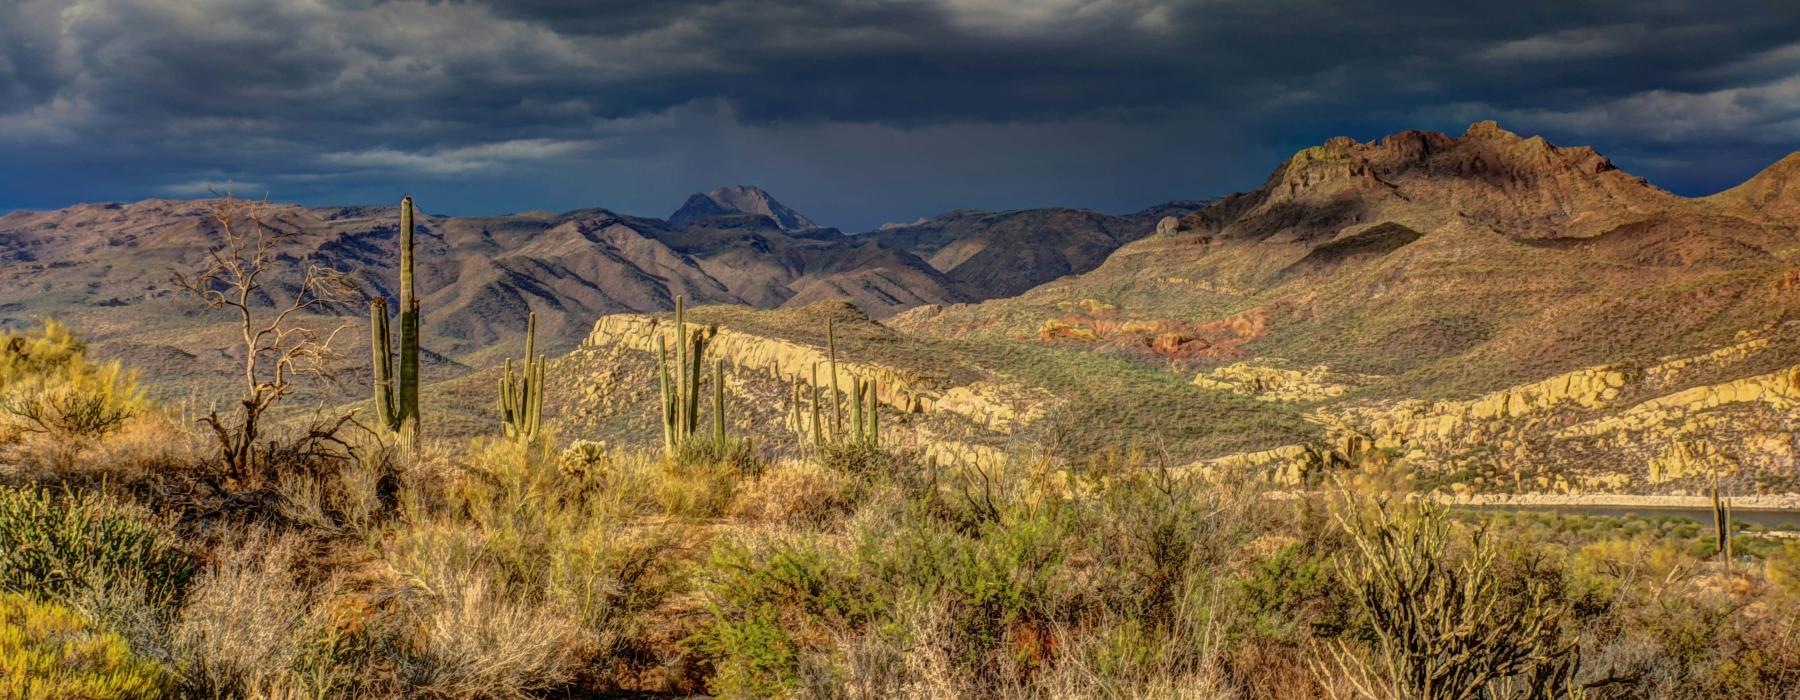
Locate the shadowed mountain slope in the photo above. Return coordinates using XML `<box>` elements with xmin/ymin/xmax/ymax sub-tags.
<box><xmin>899</xmin><ymin>121</ymin><xmax>1800</xmax><ymax>398</ymax></box>
<box><xmin>860</xmin><ymin>201</ymin><xmax>1211</xmax><ymax>298</ymax></box>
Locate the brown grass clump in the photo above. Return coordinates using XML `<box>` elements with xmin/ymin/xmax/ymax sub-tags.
<box><xmin>731</xmin><ymin>459</ymin><xmax>858</xmax><ymax>529</ymax></box>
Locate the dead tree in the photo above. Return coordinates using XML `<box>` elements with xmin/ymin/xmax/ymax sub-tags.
<box><xmin>173</xmin><ymin>195</ymin><xmax>358</xmax><ymax>484</ymax></box>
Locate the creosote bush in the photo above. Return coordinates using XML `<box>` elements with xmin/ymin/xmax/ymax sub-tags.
<box><xmin>0</xmin><ymin>486</ymin><xmax>191</xmax><ymax>609</ymax></box>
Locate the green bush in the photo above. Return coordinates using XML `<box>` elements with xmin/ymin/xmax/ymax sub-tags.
<box><xmin>1237</xmin><ymin>542</ymin><xmax>1334</xmax><ymax>640</ymax></box>
<box><xmin>0</xmin><ymin>320</ymin><xmax>87</xmax><ymax>386</ymax></box>
<box><xmin>697</xmin><ymin>538</ymin><xmax>881</xmax><ymax>697</ymax></box>
<box><xmin>0</xmin><ymin>486</ymin><xmax>191</xmax><ymax>607</ymax></box>
<box><xmin>0</xmin><ymin>321</ymin><xmax>147</xmax><ymax>461</ymax></box>
<box><xmin>0</xmin><ymin>591</ymin><xmax>171</xmax><ymax>699</ymax></box>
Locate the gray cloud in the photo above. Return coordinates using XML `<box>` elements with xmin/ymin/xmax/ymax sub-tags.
<box><xmin>2</xmin><ymin>0</ymin><xmax>1799</xmax><ymax>229</ymax></box>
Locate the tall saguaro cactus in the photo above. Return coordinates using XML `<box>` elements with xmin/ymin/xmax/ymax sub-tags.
<box><xmin>499</xmin><ymin>312</ymin><xmax>546</xmax><ymax>442</ymax></box>
<box><xmin>371</xmin><ymin>196</ymin><xmax>422</xmax><ymax>438</ymax></box>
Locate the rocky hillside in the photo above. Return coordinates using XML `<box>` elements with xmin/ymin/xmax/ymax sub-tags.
<box><xmin>540</xmin><ymin>302</ymin><xmax>1313</xmax><ymax>465</ymax></box>
<box><xmin>896</xmin><ymin>121</ymin><xmax>1800</xmax><ymax>494</ymax></box>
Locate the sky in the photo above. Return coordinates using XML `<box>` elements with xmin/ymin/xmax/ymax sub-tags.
<box><xmin>2</xmin><ymin>0</ymin><xmax>1799</xmax><ymax>231</ymax></box>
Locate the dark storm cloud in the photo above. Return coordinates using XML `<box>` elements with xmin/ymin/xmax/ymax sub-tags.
<box><xmin>2</xmin><ymin>0</ymin><xmax>1799</xmax><ymax>229</ymax></box>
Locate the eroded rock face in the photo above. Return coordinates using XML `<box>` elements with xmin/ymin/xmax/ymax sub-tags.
<box><xmin>1334</xmin><ymin>331</ymin><xmax>1800</xmax><ymax>491</ymax></box>
<box><xmin>1187</xmin><ymin>444</ymin><xmax>1318</xmax><ymax>486</ymax></box>
<box><xmin>1185</xmin><ymin>328</ymin><xmax>1800</xmax><ymax>494</ymax></box>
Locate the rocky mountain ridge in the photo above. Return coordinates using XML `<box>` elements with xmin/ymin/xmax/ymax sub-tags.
<box><xmin>886</xmin><ymin>121</ymin><xmax>1800</xmax><ymax>493</ymax></box>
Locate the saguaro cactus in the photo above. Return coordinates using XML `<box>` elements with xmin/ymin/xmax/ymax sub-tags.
<box><xmin>1713</xmin><ymin>480</ymin><xmax>1735</xmax><ymax>569</ymax></box>
<box><xmin>829</xmin><ymin>319</ymin><xmax>843</xmax><ymax>437</ymax></box>
<box><xmin>499</xmin><ymin>312</ymin><xmax>546</xmax><ymax>442</ymax></box>
<box><xmin>654</xmin><ymin>296</ymin><xmax>719</xmax><ymax>455</ymax></box>
<box><xmin>712</xmin><ymin>358</ymin><xmax>727</xmax><ymax>449</ymax></box>
<box><xmin>371</xmin><ymin>196</ymin><xmax>422</xmax><ymax>437</ymax></box>
<box><xmin>846</xmin><ymin>376</ymin><xmax>880</xmax><ymax>447</ymax></box>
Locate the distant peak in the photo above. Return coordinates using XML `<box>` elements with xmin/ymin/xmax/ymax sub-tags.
<box><xmin>708</xmin><ymin>184</ymin><xmax>770</xmax><ymax>199</ymax></box>
<box><xmin>669</xmin><ymin>185</ymin><xmax>819</xmax><ymax>232</ymax></box>
<box><xmin>1461</xmin><ymin>119</ymin><xmax>1520</xmax><ymax>141</ymax></box>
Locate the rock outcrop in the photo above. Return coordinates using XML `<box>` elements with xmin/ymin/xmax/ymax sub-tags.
<box><xmin>1192</xmin><ymin>360</ymin><xmax>1375</xmax><ymax>402</ymax></box>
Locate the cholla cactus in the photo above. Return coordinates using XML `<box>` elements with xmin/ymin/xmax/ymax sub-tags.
<box><xmin>1328</xmin><ymin>498</ymin><xmax>1580</xmax><ymax>698</ymax></box>
<box><xmin>558</xmin><ymin>439</ymin><xmax>608</xmax><ymax>480</ymax></box>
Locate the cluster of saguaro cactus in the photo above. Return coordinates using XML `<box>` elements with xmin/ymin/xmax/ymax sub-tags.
<box><xmin>655</xmin><ymin>296</ymin><xmax>728</xmax><ymax>455</ymax></box>
<box><xmin>785</xmin><ymin>319</ymin><xmax>879</xmax><ymax>449</ymax></box>
<box><xmin>371</xmin><ymin>196</ymin><xmax>422</xmax><ymax>439</ymax></box>
<box><xmin>498</xmin><ymin>312</ymin><xmax>546</xmax><ymax>443</ymax></box>
<box><xmin>1713</xmin><ymin>479</ymin><xmax>1735</xmax><ymax>568</ymax></box>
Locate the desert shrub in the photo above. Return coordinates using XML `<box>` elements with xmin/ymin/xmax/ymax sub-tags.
<box><xmin>1</xmin><ymin>368</ymin><xmax>142</xmax><ymax>443</ymax></box>
<box><xmin>699</xmin><ymin>478</ymin><xmax>1079</xmax><ymax>696</ymax></box>
<box><xmin>730</xmin><ymin>460</ymin><xmax>858</xmax><ymax>529</ymax></box>
<box><xmin>390</xmin><ymin>535</ymin><xmax>586</xmax><ymax>699</ymax></box>
<box><xmin>274</xmin><ymin>440</ymin><xmax>400</xmax><ymax>542</ymax></box>
<box><xmin>869</xmin><ymin>499</ymin><xmax>1076</xmax><ymax>692</ymax></box>
<box><xmin>383</xmin><ymin>437</ymin><xmax>692</xmax><ymax>696</ymax></box>
<box><xmin>0</xmin><ymin>591</ymin><xmax>171</xmax><ymax>700</ymax></box>
<box><xmin>0</xmin><ymin>486</ymin><xmax>191</xmax><ymax>607</ymax></box>
<box><xmin>1325</xmin><ymin>498</ymin><xmax>1581</xmax><ymax>699</ymax></box>
<box><xmin>813</xmin><ymin>439</ymin><xmax>891</xmax><ymax>480</ymax></box>
<box><xmin>172</xmin><ymin>528</ymin><xmax>407</xmax><ymax>698</ymax></box>
<box><xmin>0</xmin><ymin>320</ymin><xmax>87</xmax><ymax>385</ymax></box>
<box><xmin>0</xmin><ymin>322</ymin><xmax>148</xmax><ymax>467</ymax></box>
<box><xmin>172</xmin><ymin>530</ymin><xmax>350</xmax><ymax>697</ymax></box>
<box><xmin>1766</xmin><ymin>542</ymin><xmax>1800</xmax><ymax>599</ymax></box>
<box><xmin>1236</xmin><ymin>541</ymin><xmax>1336</xmax><ymax>641</ymax></box>
<box><xmin>653</xmin><ymin>457</ymin><xmax>740</xmax><ymax>518</ymax></box>
<box><xmin>698</xmin><ymin>537</ymin><xmax>883</xmax><ymax>697</ymax></box>
<box><xmin>1082</xmin><ymin>465</ymin><xmax>1233</xmax><ymax>630</ymax></box>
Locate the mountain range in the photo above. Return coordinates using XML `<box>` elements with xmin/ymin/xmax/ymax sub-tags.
<box><xmin>0</xmin><ymin>185</ymin><xmax>1201</xmax><ymax>394</ymax></box>
<box><xmin>6</xmin><ymin>119</ymin><xmax>1799</xmax><ymax>493</ymax></box>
